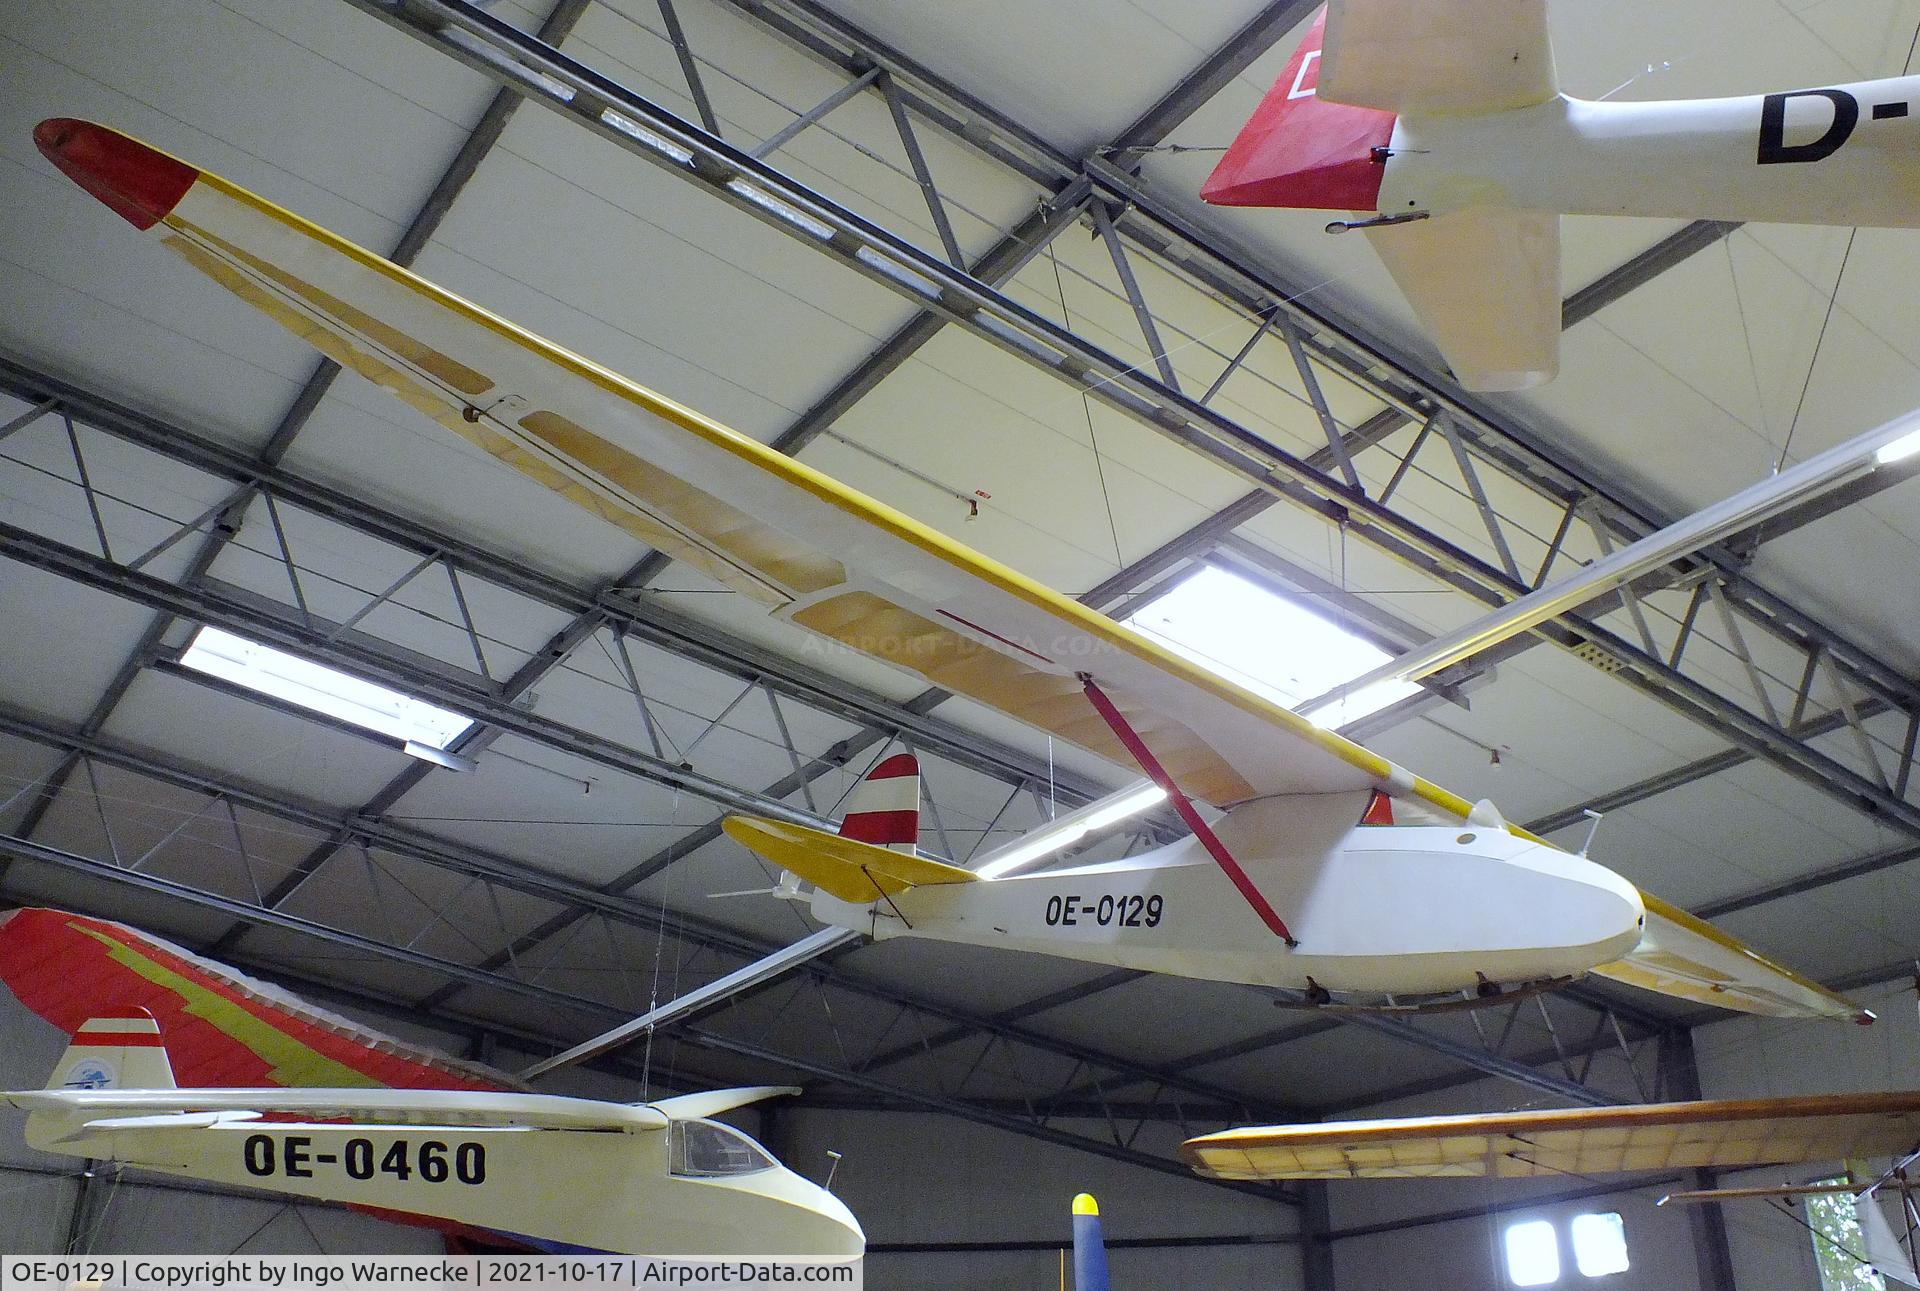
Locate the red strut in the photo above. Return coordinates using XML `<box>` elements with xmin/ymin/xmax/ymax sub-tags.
<box><xmin>1079</xmin><ymin>674</ymin><xmax>1298</xmax><ymax>947</ymax></box>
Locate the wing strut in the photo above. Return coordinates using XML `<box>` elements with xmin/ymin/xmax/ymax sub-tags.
<box><xmin>1078</xmin><ymin>674</ymin><xmax>1297</xmax><ymax>947</ymax></box>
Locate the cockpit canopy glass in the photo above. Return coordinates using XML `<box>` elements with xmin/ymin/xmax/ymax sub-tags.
<box><xmin>669</xmin><ymin>1118</ymin><xmax>777</xmax><ymax>1177</ymax></box>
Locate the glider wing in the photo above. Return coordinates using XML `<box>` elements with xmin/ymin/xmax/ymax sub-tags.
<box><xmin>0</xmin><ymin>907</ymin><xmax>511</xmax><ymax>1091</ymax></box>
<box><xmin>1184</xmin><ymin>1091</ymin><xmax>1920</xmax><ymax>1180</ymax></box>
<box><xmin>2</xmin><ymin>1088</ymin><xmax>669</xmax><ymax>1133</ymax></box>
<box><xmin>1319</xmin><ymin>0</ymin><xmax>1558</xmax><ymax>115</ymax></box>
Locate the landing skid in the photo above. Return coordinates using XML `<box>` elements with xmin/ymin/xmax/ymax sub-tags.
<box><xmin>1271</xmin><ymin>975</ymin><xmax>1577</xmax><ymax>1016</ymax></box>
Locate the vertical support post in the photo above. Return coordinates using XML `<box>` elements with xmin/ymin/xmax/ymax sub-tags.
<box><xmin>1659</xmin><ymin>1030</ymin><xmax>1738</xmax><ymax>1291</ymax></box>
<box><xmin>1300</xmin><ymin>1179</ymin><xmax>1336</xmax><ymax>1291</ymax></box>
<box><xmin>62</xmin><ymin>1163</ymin><xmax>105</xmax><ymax>1254</ymax></box>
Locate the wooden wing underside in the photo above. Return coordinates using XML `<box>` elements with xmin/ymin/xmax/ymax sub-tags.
<box><xmin>1184</xmin><ymin>1091</ymin><xmax>1920</xmax><ymax>1180</ymax></box>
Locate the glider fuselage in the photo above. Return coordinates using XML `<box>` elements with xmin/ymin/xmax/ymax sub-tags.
<box><xmin>1379</xmin><ymin>77</ymin><xmax>1920</xmax><ymax>227</ymax></box>
<box><xmin>810</xmin><ymin>794</ymin><xmax>1645</xmax><ymax>995</ymax></box>
<box><xmin>11</xmin><ymin>1092</ymin><xmax>862</xmax><ymax>1258</ymax></box>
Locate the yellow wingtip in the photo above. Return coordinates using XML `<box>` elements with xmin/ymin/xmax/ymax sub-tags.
<box><xmin>1072</xmin><ymin>1193</ymin><xmax>1099</xmax><ymax>1216</ymax></box>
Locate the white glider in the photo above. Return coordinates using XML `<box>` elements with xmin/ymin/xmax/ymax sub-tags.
<box><xmin>29</xmin><ymin>118</ymin><xmax>1867</xmax><ymax>1023</ymax></box>
<box><xmin>5</xmin><ymin>1009</ymin><xmax>861</xmax><ymax>1258</ymax></box>
<box><xmin>1204</xmin><ymin>1</ymin><xmax>1920</xmax><ymax>389</ymax></box>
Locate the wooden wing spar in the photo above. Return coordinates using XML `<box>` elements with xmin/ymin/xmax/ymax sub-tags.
<box><xmin>29</xmin><ymin>118</ymin><xmax>1864</xmax><ymax>1022</ymax></box>
<box><xmin>1183</xmin><ymin>1091</ymin><xmax>1920</xmax><ymax>1181</ymax></box>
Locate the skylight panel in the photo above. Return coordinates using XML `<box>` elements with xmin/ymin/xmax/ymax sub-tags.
<box><xmin>1125</xmin><ymin>565</ymin><xmax>1420</xmax><ymax>730</ymax></box>
<box><xmin>180</xmin><ymin>626</ymin><xmax>474</xmax><ymax>751</ymax></box>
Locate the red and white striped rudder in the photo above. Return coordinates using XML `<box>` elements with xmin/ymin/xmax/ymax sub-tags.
<box><xmin>837</xmin><ymin>754</ymin><xmax>920</xmax><ymax>854</ymax></box>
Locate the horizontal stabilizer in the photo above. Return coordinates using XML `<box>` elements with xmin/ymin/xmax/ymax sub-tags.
<box><xmin>1320</xmin><ymin>0</ymin><xmax>1557</xmax><ymax>114</ymax></box>
<box><xmin>1366</xmin><ymin>209</ymin><xmax>1561</xmax><ymax>391</ymax></box>
<box><xmin>75</xmin><ymin>1111</ymin><xmax>263</xmax><ymax>1136</ymax></box>
<box><xmin>722</xmin><ymin>816</ymin><xmax>978</xmax><ymax>904</ymax></box>
<box><xmin>650</xmin><ymin>1086</ymin><xmax>800</xmax><ymax>1120</ymax></box>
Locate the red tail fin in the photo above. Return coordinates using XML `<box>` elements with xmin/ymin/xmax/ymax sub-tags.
<box><xmin>838</xmin><ymin>753</ymin><xmax>920</xmax><ymax>854</ymax></box>
<box><xmin>1201</xmin><ymin>7</ymin><xmax>1396</xmax><ymax>212</ymax></box>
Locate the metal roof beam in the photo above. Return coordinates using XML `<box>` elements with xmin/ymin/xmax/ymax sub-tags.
<box><xmin>330</xmin><ymin>0</ymin><xmax>1920</xmax><ymax>845</ymax></box>
<box><xmin>1101</xmin><ymin>0</ymin><xmax>1320</xmax><ymax>165</ymax></box>
<box><xmin>0</xmin><ymin>359</ymin><xmax>1105</xmax><ymax>805</ymax></box>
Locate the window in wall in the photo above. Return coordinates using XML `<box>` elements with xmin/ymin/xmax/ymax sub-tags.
<box><xmin>1570</xmin><ymin>1212</ymin><xmax>1630</xmax><ymax>1277</ymax></box>
<box><xmin>1808</xmin><ymin>1178</ymin><xmax>1885</xmax><ymax>1291</ymax></box>
<box><xmin>1504</xmin><ymin>1218</ymin><xmax>1561</xmax><ymax>1287</ymax></box>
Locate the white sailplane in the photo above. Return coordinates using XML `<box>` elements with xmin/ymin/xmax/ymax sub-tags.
<box><xmin>4</xmin><ymin>1008</ymin><xmax>862</xmax><ymax>1258</ymax></box>
<box><xmin>1203</xmin><ymin>1</ymin><xmax>1920</xmax><ymax>389</ymax></box>
<box><xmin>28</xmin><ymin>116</ymin><xmax>1868</xmax><ymax>1023</ymax></box>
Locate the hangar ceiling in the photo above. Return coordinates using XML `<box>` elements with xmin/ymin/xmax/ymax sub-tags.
<box><xmin>2</xmin><ymin>0</ymin><xmax>1919</xmax><ymax>1201</ymax></box>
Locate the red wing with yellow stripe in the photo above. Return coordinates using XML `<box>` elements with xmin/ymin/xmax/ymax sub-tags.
<box><xmin>0</xmin><ymin>907</ymin><xmax>509</xmax><ymax>1091</ymax></box>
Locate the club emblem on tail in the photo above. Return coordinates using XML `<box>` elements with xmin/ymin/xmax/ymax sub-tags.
<box><xmin>55</xmin><ymin>1009</ymin><xmax>175</xmax><ymax>1092</ymax></box>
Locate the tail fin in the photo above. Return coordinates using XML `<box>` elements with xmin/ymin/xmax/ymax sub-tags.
<box><xmin>837</xmin><ymin>753</ymin><xmax>920</xmax><ymax>854</ymax></box>
<box><xmin>1200</xmin><ymin>6</ymin><xmax>1397</xmax><ymax>211</ymax></box>
<box><xmin>51</xmin><ymin>1009</ymin><xmax>176</xmax><ymax>1091</ymax></box>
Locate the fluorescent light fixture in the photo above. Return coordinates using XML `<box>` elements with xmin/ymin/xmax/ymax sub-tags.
<box><xmin>181</xmin><ymin>626</ymin><xmax>474</xmax><ymax>752</ymax></box>
<box><xmin>1127</xmin><ymin>566</ymin><xmax>1420</xmax><ymax>730</ymax></box>
<box><xmin>1877</xmin><ymin>426</ymin><xmax>1920</xmax><ymax>465</ymax></box>
<box><xmin>973</xmin><ymin>782</ymin><xmax>1167</xmax><ymax>879</ymax></box>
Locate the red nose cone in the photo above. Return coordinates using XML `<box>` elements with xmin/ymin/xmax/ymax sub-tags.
<box><xmin>35</xmin><ymin>118</ymin><xmax>196</xmax><ymax>230</ymax></box>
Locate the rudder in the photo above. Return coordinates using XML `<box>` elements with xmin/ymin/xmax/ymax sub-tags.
<box><xmin>1201</xmin><ymin>6</ymin><xmax>1397</xmax><ymax>211</ymax></box>
<box><xmin>838</xmin><ymin>753</ymin><xmax>919</xmax><ymax>854</ymax></box>
<box><xmin>51</xmin><ymin>1008</ymin><xmax>176</xmax><ymax>1091</ymax></box>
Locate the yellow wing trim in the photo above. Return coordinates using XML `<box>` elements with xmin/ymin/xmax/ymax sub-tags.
<box><xmin>721</xmin><ymin>816</ymin><xmax>978</xmax><ymax>904</ymax></box>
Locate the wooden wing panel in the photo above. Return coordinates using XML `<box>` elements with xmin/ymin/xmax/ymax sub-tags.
<box><xmin>1592</xmin><ymin>896</ymin><xmax>1871</xmax><ymax>1022</ymax></box>
<box><xmin>1320</xmin><ymin>0</ymin><xmax>1558</xmax><ymax>115</ymax></box>
<box><xmin>1184</xmin><ymin>1092</ymin><xmax>1920</xmax><ymax>1181</ymax></box>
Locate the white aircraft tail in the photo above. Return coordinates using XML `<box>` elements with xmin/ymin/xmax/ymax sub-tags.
<box><xmin>836</xmin><ymin>753</ymin><xmax>920</xmax><ymax>855</ymax></box>
<box><xmin>51</xmin><ymin>1009</ymin><xmax>176</xmax><ymax>1092</ymax></box>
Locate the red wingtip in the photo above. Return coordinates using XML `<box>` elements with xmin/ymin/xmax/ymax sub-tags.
<box><xmin>1856</xmin><ymin>1010</ymin><xmax>1877</xmax><ymax>1026</ymax></box>
<box><xmin>34</xmin><ymin>118</ymin><xmax>197</xmax><ymax>231</ymax></box>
